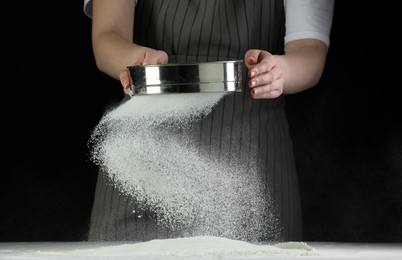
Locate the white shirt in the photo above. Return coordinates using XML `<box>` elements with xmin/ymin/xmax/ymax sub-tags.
<box><xmin>283</xmin><ymin>0</ymin><xmax>334</xmax><ymax>47</ymax></box>
<box><xmin>83</xmin><ymin>0</ymin><xmax>334</xmax><ymax>47</ymax></box>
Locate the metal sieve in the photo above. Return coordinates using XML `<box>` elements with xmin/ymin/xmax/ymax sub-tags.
<box><xmin>127</xmin><ymin>60</ymin><xmax>243</xmax><ymax>96</ymax></box>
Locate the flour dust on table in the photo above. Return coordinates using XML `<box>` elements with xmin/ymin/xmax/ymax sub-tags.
<box><xmin>89</xmin><ymin>93</ymin><xmax>280</xmax><ymax>241</ymax></box>
<box><xmin>29</xmin><ymin>236</ymin><xmax>319</xmax><ymax>259</ymax></box>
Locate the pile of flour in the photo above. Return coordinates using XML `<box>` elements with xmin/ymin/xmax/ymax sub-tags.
<box><xmin>89</xmin><ymin>93</ymin><xmax>279</xmax><ymax>241</ymax></box>
<box><xmin>34</xmin><ymin>236</ymin><xmax>319</xmax><ymax>258</ymax></box>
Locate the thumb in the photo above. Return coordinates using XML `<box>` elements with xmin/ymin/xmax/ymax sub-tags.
<box><xmin>143</xmin><ymin>50</ymin><xmax>169</xmax><ymax>65</ymax></box>
<box><xmin>244</xmin><ymin>49</ymin><xmax>261</xmax><ymax>68</ymax></box>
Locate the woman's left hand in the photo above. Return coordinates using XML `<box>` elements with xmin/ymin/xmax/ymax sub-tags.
<box><xmin>244</xmin><ymin>49</ymin><xmax>284</xmax><ymax>99</ymax></box>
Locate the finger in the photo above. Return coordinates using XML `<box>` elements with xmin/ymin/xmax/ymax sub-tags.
<box><xmin>251</xmin><ymin>78</ymin><xmax>284</xmax><ymax>99</ymax></box>
<box><xmin>248</xmin><ymin>57</ymin><xmax>278</xmax><ymax>79</ymax></box>
<box><xmin>252</xmin><ymin>89</ymin><xmax>282</xmax><ymax>99</ymax></box>
<box><xmin>119</xmin><ymin>68</ymin><xmax>131</xmax><ymax>95</ymax></box>
<box><xmin>248</xmin><ymin>66</ymin><xmax>281</xmax><ymax>89</ymax></box>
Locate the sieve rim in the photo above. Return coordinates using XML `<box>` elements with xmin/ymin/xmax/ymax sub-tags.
<box><xmin>127</xmin><ymin>60</ymin><xmax>244</xmax><ymax>96</ymax></box>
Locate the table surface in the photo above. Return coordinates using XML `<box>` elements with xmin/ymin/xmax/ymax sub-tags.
<box><xmin>0</xmin><ymin>241</ymin><xmax>401</xmax><ymax>260</ymax></box>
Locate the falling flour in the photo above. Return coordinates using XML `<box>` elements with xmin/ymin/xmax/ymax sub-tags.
<box><xmin>89</xmin><ymin>92</ymin><xmax>280</xmax><ymax>241</ymax></box>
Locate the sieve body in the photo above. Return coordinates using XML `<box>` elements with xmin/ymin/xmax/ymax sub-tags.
<box><xmin>127</xmin><ymin>60</ymin><xmax>243</xmax><ymax>96</ymax></box>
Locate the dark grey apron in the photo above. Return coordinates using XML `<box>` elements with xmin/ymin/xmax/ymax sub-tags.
<box><xmin>87</xmin><ymin>0</ymin><xmax>302</xmax><ymax>242</ymax></box>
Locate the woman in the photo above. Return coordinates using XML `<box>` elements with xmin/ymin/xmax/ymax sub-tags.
<box><xmin>83</xmin><ymin>0</ymin><xmax>334</xmax><ymax>242</ymax></box>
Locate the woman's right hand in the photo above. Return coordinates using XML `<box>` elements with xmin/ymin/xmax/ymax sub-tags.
<box><xmin>120</xmin><ymin>49</ymin><xmax>168</xmax><ymax>95</ymax></box>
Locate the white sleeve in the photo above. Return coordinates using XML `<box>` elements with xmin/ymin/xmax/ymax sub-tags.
<box><xmin>83</xmin><ymin>0</ymin><xmax>93</xmax><ymax>18</ymax></box>
<box><xmin>284</xmin><ymin>0</ymin><xmax>334</xmax><ymax>48</ymax></box>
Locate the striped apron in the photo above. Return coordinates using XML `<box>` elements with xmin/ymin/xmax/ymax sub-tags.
<box><xmin>87</xmin><ymin>0</ymin><xmax>302</xmax><ymax>242</ymax></box>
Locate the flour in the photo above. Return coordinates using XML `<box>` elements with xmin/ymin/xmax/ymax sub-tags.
<box><xmin>36</xmin><ymin>236</ymin><xmax>319</xmax><ymax>258</ymax></box>
<box><xmin>89</xmin><ymin>92</ymin><xmax>280</xmax><ymax>241</ymax></box>
<box><xmin>78</xmin><ymin>236</ymin><xmax>318</xmax><ymax>258</ymax></box>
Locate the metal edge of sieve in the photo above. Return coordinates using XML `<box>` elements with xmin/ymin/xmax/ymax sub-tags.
<box><xmin>127</xmin><ymin>60</ymin><xmax>243</xmax><ymax>96</ymax></box>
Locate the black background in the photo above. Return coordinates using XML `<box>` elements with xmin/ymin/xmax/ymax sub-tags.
<box><xmin>2</xmin><ymin>2</ymin><xmax>401</xmax><ymax>242</ymax></box>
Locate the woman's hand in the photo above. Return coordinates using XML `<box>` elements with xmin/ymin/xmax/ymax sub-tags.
<box><xmin>120</xmin><ymin>49</ymin><xmax>169</xmax><ymax>95</ymax></box>
<box><xmin>244</xmin><ymin>49</ymin><xmax>284</xmax><ymax>99</ymax></box>
<box><xmin>244</xmin><ymin>40</ymin><xmax>328</xmax><ymax>99</ymax></box>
